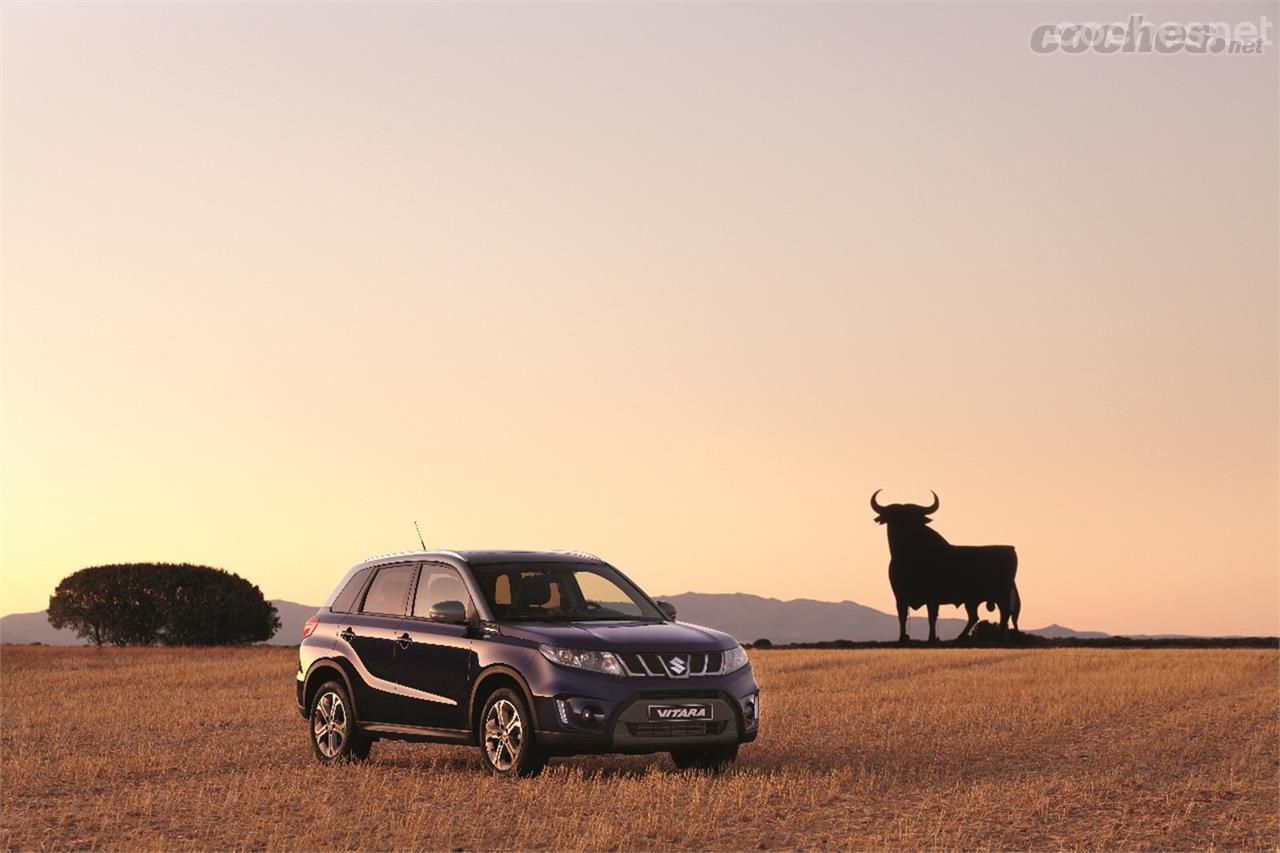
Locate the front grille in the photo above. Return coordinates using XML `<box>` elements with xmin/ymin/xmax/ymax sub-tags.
<box><xmin>626</xmin><ymin>721</ymin><xmax>728</xmax><ymax>737</ymax></box>
<box><xmin>618</xmin><ymin>651</ymin><xmax>729</xmax><ymax>677</ymax></box>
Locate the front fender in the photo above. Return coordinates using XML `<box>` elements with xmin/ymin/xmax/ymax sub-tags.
<box><xmin>468</xmin><ymin>664</ymin><xmax>542</xmax><ymax>732</ymax></box>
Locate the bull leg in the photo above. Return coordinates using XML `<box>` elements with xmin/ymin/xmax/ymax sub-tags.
<box><xmin>960</xmin><ymin>602</ymin><xmax>979</xmax><ymax>639</ymax></box>
<box><xmin>896</xmin><ymin>600</ymin><xmax>909</xmax><ymax>643</ymax></box>
<box><xmin>926</xmin><ymin>602</ymin><xmax>940</xmax><ymax>643</ymax></box>
<box><xmin>997</xmin><ymin>601</ymin><xmax>1010</xmax><ymax>632</ymax></box>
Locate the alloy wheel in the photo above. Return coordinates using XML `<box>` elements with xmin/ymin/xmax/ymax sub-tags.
<box><xmin>483</xmin><ymin>698</ymin><xmax>523</xmax><ymax>771</ymax></box>
<box><xmin>313</xmin><ymin>690</ymin><xmax>348</xmax><ymax>758</ymax></box>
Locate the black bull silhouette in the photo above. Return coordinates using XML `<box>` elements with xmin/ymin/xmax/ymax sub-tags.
<box><xmin>871</xmin><ymin>491</ymin><xmax>1020</xmax><ymax>643</ymax></box>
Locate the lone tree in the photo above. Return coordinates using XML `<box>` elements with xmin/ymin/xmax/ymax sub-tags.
<box><xmin>48</xmin><ymin>563</ymin><xmax>280</xmax><ymax>646</ymax></box>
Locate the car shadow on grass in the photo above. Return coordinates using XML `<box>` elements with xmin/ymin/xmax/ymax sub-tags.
<box><xmin>366</xmin><ymin>746</ymin><xmax>701</xmax><ymax>780</ymax></box>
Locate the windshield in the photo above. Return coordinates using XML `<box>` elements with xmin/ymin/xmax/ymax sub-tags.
<box><xmin>469</xmin><ymin>562</ymin><xmax>663</xmax><ymax>623</ymax></box>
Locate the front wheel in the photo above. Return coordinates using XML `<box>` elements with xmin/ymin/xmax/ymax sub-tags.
<box><xmin>478</xmin><ymin>688</ymin><xmax>545</xmax><ymax>778</ymax></box>
<box><xmin>309</xmin><ymin>680</ymin><xmax>371</xmax><ymax>763</ymax></box>
<box><xmin>670</xmin><ymin>743</ymin><xmax>738</xmax><ymax>773</ymax></box>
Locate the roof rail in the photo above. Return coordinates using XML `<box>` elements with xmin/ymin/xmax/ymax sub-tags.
<box><xmin>557</xmin><ymin>550</ymin><xmax>602</xmax><ymax>562</ymax></box>
<box><xmin>357</xmin><ymin>550</ymin><xmax>421</xmax><ymax>564</ymax></box>
<box><xmin>356</xmin><ymin>549</ymin><xmax>467</xmax><ymax>565</ymax></box>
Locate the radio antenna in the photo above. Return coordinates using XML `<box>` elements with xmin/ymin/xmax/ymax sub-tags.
<box><xmin>413</xmin><ymin>521</ymin><xmax>427</xmax><ymax>551</ymax></box>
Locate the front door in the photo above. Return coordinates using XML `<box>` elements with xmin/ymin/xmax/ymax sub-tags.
<box><xmin>337</xmin><ymin>562</ymin><xmax>416</xmax><ymax>723</ymax></box>
<box><xmin>390</xmin><ymin>562</ymin><xmax>475</xmax><ymax>729</ymax></box>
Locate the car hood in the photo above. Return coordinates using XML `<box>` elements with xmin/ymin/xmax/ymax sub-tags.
<box><xmin>497</xmin><ymin>620</ymin><xmax>737</xmax><ymax>652</ymax></box>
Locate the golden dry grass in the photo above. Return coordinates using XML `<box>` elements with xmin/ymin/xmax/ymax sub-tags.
<box><xmin>1</xmin><ymin>645</ymin><xmax>1276</xmax><ymax>851</ymax></box>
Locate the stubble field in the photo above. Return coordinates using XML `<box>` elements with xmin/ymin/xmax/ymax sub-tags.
<box><xmin>1</xmin><ymin>645</ymin><xmax>1276</xmax><ymax>851</ymax></box>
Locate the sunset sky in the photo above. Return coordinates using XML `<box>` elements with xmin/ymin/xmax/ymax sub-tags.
<box><xmin>2</xmin><ymin>2</ymin><xmax>1276</xmax><ymax>637</ymax></box>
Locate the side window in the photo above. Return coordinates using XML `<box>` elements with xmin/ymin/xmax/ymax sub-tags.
<box><xmin>330</xmin><ymin>567</ymin><xmax>373</xmax><ymax>614</ymax></box>
<box><xmin>413</xmin><ymin>565</ymin><xmax>473</xmax><ymax>618</ymax></box>
<box><xmin>360</xmin><ymin>564</ymin><xmax>415</xmax><ymax>616</ymax></box>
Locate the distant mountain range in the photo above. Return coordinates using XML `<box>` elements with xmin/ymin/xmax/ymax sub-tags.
<box><xmin>658</xmin><ymin>593</ymin><xmax>1109</xmax><ymax>643</ymax></box>
<box><xmin>0</xmin><ymin>595</ymin><xmax>1108</xmax><ymax>645</ymax></box>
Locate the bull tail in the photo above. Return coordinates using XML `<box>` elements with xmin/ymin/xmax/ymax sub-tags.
<box><xmin>1010</xmin><ymin>582</ymin><xmax>1021</xmax><ymax>631</ymax></box>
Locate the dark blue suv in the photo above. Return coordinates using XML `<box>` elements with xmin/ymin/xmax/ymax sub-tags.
<box><xmin>296</xmin><ymin>550</ymin><xmax>760</xmax><ymax>776</ymax></box>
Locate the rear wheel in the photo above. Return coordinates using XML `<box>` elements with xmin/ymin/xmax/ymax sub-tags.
<box><xmin>670</xmin><ymin>743</ymin><xmax>738</xmax><ymax>773</ymax></box>
<box><xmin>309</xmin><ymin>680</ymin><xmax>371</xmax><ymax>763</ymax></box>
<box><xmin>478</xmin><ymin>688</ymin><xmax>545</xmax><ymax>778</ymax></box>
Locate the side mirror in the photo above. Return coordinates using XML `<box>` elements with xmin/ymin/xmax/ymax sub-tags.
<box><xmin>656</xmin><ymin>600</ymin><xmax>677</xmax><ymax>620</ymax></box>
<box><xmin>428</xmin><ymin>600</ymin><xmax>468</xmax><ymax>624</ymax></box>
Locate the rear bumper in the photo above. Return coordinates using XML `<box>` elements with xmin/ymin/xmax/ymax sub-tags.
<box><xmin>295</xmin><ymin>671</ymin><xmax>307</xmax><ymax>718</ymax></box>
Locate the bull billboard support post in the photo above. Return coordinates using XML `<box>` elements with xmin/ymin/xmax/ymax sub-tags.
<box><xmin>871</xmin><ymin>491</ymin><xmax>1021</xmax><ymax>643</ymax></box>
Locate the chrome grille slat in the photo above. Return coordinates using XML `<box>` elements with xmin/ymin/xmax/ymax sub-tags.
<box><xmin>618</xmin><ymin>651</ymin><xmax>728</xmax><ymax>677</ymax></box>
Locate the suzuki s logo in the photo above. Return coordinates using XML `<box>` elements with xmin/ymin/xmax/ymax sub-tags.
<box><xmin>665</xmin><ymin>655</ymin><xmax>688</xmax><ymax>676</ymax></box>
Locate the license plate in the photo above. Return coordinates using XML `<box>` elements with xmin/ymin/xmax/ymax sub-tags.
<box><xmin>647</xmin><ymin>703</ymin><xmax>713</xmax><ymax>722</ymax></box>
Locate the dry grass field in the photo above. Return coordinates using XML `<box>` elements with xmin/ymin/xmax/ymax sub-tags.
<box><xmin>1</xmin><ymin>645</ymin><xmax>1276</xmax><ymax>851</ymax></box>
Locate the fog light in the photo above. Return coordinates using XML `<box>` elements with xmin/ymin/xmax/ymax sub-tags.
<box><xmin>557</xmin><ymin>698</ymin><xmax>607</xmax><ymax>729</ymax></box>
<box><xmin>743</xmin><ymin>692</ymin><xmax>760</xmax><ymax>728</ymax></box>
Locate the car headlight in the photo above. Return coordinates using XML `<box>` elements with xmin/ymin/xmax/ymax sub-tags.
<box><xmin>538</xmin><ymin>645</ymin><xmax>626</xmax><ymax>677</ymax></box>
<box><xmin>722</xmin><ymin>644</ymin><xmax>750</xmax><ymax>673</ymax></box>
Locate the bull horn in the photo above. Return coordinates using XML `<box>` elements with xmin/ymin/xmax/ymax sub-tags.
<box><xmin>870</xmin><ymin>490</ymin><xmax>886</xmax><ymax>513</ymax></box>
<box><xmin>923</xmin><ymin>491</ymin><xmax>939</xmax><ymax>514</ymax></box>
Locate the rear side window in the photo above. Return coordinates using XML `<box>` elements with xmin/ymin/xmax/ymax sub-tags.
<box><xmin>361</xmin><ymin>564</ymin><xmax>415</xmax><ymax>616</ymax></box>
<box><xmin>330</xmin><ymin>568</ymin><xmax>373</xmax><ymax>614</ymax></box>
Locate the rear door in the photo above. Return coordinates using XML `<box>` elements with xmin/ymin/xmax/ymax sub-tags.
<box><xmin>335</xmin><ymin>562</ymin><xmax>416</xmax><ymax>723</ymax></box>
<box><xmin>390</xmin><ymin>562</ymin><xmax>476</xmax><ymax>729</ymax></box>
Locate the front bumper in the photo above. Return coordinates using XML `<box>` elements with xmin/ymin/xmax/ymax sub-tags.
<box><xmin>531</xmin><ymin>664</ymin><xmax>761</xmax><ymax>755</ymax></box>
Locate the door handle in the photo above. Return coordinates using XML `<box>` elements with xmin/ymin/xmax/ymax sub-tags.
<box><xmin>395</xmin><ymin>632</ymin><xmax>412</xmax><ymax>650</ymax></box>
<box><xmin>338</xmin><ymin>627</ymin><xmax>356</xmax><ymax>643</ymax></box>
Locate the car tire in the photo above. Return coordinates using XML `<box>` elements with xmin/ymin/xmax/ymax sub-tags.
<box><xmin>309</xmin><ymin>680</ymin><xmax>371</xmax><ymax>763</ymax></box>
<box><xmin>670</xmin><ymin>743</ymin><xmax>738</xmax><ymax>773</ymax></box>
<box><xmin>478</xmin><ymin>688</ymin><xmax>545</xmax><ymax>778</ymax></box>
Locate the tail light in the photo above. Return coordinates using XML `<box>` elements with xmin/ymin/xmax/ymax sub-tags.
<box><xmin>302</xmin><ymin>616</ymin><xmax>319</xmax><ymax>639</ymax></box>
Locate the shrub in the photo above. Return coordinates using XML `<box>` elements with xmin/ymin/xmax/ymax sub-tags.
<box><xmin>47</xmin><ymin>563</ymin><xmax>279</xmax><ymax>646</ymax></box>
